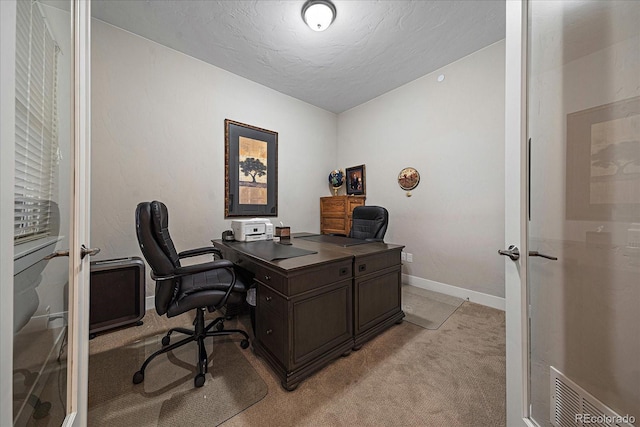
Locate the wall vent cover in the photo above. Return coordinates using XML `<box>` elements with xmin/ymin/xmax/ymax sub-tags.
<box><xmin>550</xmin><ymin>366</ymin><xmax>634</xmax><ymax>427</ymax></box>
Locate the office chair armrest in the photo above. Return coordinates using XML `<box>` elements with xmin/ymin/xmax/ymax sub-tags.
<box><xmin>151</xmin><ymin>259</ymin><xmax>235</xmax><ymax>281</ymax></box>
<box><xmin>178</xmin><ymin>246</ymin><xmax>223</xmax><ymax>259</ymax></box>
<box><xmin>174</xmin><ymin>259</ymin><xmax>234</xmax><ymax>276</ymax></box>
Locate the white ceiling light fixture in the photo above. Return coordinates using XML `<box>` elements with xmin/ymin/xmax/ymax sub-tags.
<box><xmin>302</xmin><ymin>0</ymin><xmax>336</xmax><ymax>32</ymax></box>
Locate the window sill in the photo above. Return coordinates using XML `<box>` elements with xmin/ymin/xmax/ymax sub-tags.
<box><xmin>14</xmin><ymin>236</ymin><xmax>63</xmax><ymax>275</ymax></box>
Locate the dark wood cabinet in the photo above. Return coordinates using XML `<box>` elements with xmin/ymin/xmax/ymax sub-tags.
<box><xmin>320</xmin><ymin>195</ymin><xmax>365</xmax><ymax>235</ymax></box>
<box><xmin>213</xmin><ymin>235</ymin><xmax>403</xmax><ymax>391</ymax></box>
<box><xmin>348</xmin><ymin>246</ymin><xmax>404</xmax><ymax>348</ymax></box>
<box><xmin>254</xmin><ymin>261</ymin><xmax>354</xmax><ymax>390</ymax></box>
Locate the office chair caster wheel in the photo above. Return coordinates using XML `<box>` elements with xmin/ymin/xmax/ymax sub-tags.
<box><xmin>216</xmin><ymin>322</ymin><xmax>224</xmax><ymax>331</ymax></box>
<box><xmin>194</xmin><ymin>374</ymin><xmax>205</xmax><ymax>388</ymax></box>
<box><xmin>161</xmin><ymin>336</ymin><xmax>170</xmax><ymax>346</ymax></box>
<box><xmin>240</xmin><ymin>339</ymin><xmax>249</xmax><ymax>349</ymax></box>
<box><xmin>132</xmin><ymin>371</ymin><xmax>144</xmax><ymax>384</ymax></box>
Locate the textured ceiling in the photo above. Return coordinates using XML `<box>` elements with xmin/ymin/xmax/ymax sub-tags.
<box><xmin>61</xmin><ymin>0</ymin><xmax>507</xmax><ymax>113</ymax></box>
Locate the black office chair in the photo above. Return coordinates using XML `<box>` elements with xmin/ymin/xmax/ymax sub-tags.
<box><xmin>133</xmin><ymin>201</ymin><xmax>250</xmax><ymax>388</ymax></box>
<box><xmin>349</xmin><ymin>206</ymin><xmax>389</xmax><ymax>242</ymax></box>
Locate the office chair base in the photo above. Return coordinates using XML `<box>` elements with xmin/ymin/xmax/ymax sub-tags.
<box><xmin>132</xmin><ymin>309</ymin><xmax>250</xmax><ymax>388</ymax></box>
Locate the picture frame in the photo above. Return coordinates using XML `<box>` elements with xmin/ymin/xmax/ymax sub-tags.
<box><xmin>225</xmin><ymin>119</ymin><xmax>278</xmax><ymax>218</ymax></box>
<box><xmin>565</xmin><ymin>96</ymin><xmax>640</xmax><ymax>221</ymax></box>
<box><xmin>346</xmin><ymin>164</ymin><xmax>366</xmax><ymax>195</ymax></box>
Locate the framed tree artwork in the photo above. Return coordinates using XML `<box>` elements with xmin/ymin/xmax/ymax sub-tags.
<box><xmin>225</xmin><ymin>119</ymin><xmax>278</xmax><ymax>217</ymax></box>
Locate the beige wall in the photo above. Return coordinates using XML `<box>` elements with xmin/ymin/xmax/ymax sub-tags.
<box><xmin>91</xmin><ymin>20</ymin><xmax>338</xmax><ymax>296</ymax></box>
<box><xmin>92</xmin><ymin>22</ymin><xmax>507</xmax><ymax>305</ymax></box>
<box><xmin>337</xmin><ymin>41</ymin><xmax>506</xmax><ymax>301</ymax></box>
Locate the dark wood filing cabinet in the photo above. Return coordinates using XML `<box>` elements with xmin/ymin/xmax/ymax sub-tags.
<box><xmin>351</xmin><ymin>248</ymin><xmax>403</xmax><ymax>348</ymax></box>
<box><xmin>320</xmin><ymin>195</ymin><xmax>366</xmax><ymax>235</ymax></box>
<box><xmin>213</xmin><ymin>234</ymin><xmax>403</xmax><ymax>391</ymax></box>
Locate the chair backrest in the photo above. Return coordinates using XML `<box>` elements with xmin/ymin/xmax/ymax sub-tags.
<box><xmin>135</xmin><ymin>201</ymin><xmax>181</xmax><ymax>314</ymax></box>
<box><xmin>349</xmin><ymin>206</ymin><xmax>389</xmax><ymax>241</ymax></box>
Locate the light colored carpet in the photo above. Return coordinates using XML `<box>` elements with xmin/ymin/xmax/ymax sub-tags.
<box><xmin>401</xmin><ymin>285</ymin><xmax>465</xmax><ymax>329</ymax></box>
<box><xmin>25</xmin><ymin>301</ymin><xmax>506</xmax><ymax>427</ymax></box>
<box><xmin>222</xmin><ymin>301</ymin><xmax>506</xmax><ymax>427</ymax></box>
<box><xmin>87</xmin><ymin>312</ymin><xmax>267</xmax><ymax>427</ymax></box>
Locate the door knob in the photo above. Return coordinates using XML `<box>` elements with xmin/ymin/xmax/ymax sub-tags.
<box><xmin>44</xmin><ymin>250</ymin><xmax>70</xmax><ymax>260</ymax></box>
<box><xmin>45</xmin><ymin>245</ymin><xmax>101</xmax><ymax>260</ymax></box>
<box><xmin>498</xmin><ymin>245</ymin><xmax>520</xmax><ymax>261</ymax></box>
<box><xmin>529</xmin><ymin>250</ymin><xmax>557</xmax><ymax>260</ymax></box>
<box><xmin>81</xmin><ymin>244</ymin><xmax>100</xmax><ymax>259</ymax></box>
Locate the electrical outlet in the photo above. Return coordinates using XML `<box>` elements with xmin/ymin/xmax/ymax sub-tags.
<box><xmin>406</xmin><ymin>253</ymin><xmax>413</xmax><ymax>263</ymax></box>
<box><xmin>401</xmin><ymin>252</ymin><xmax>406</xmax><ymax>261</ymax></box>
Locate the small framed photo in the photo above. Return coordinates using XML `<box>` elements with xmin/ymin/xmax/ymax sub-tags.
<box><xmin>346</xmin><ymin>164</ymin><xmax>366</xmax><ymax>195</ymax></box>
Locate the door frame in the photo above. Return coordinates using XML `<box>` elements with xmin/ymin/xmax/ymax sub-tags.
<box><xmin>63</xmin><ymin>0</ymin><xmax>91</xmax><ymax>425</ymax></box>
<box><xmin>504</xmin><ymin>0</ymin><xmax>535</xmax><ymax>426</ymax></box>
<box><xmin>0</xmin><ymin>1</ymin><xmax>17</xmax><ymax>425</ymax></box>
<box><xmin>0</xmin><ymin>0</ymin><xmax>91</xmax><ymax>425</ymax></box>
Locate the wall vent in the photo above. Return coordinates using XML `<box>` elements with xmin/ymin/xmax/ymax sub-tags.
<box><xmin>550</xmin><ymin>366</ymin><xmax>635</xmax><ymax>427</ymax></box>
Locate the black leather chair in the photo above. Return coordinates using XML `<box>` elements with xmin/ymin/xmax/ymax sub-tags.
<box><xmin>133</xmin><ymin>201</ymin><xmax>250</xmax><ymax>388</ymax></box>
<box><xmin>349</xmin><ymin>206</ymin><xmax>389</xmax><ymax>242</ymax></box>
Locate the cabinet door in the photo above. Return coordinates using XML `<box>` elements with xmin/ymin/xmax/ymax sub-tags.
<box><xmin>291</xmin><ymin>280</ymin><xmax>352</xmax><ymax>366</ymax></box>
<box><xmin>355</xmin><ymin>267</ymin><xmax>402</xmax><ymax>333</ymax></box>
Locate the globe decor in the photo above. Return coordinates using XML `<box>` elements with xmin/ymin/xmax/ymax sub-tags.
<box><xmin>328</xmin><ymin>169</ymin><xmax>345</xmax><ymax>196</ymax></box>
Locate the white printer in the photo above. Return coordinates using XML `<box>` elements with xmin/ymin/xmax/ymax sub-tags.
<box><xmin>231</xmin><ymin>218</ymin><xmax>274</xmax><ymax>242</ymax></box>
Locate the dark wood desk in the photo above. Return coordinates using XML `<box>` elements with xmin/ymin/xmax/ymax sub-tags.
<box><xmin>213</xmin><ymin>234</ymin><xmax>404</xmax><ymax>390</ymax></box>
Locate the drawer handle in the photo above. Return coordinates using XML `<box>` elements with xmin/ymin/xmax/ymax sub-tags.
<box><xmin>266</xmin><ymin>329</ymin><xmax>273</xmax><ymax>335</ymax></box>
<box><xmin>264</xmin><ymin>275</ymin><xmax>271</xmax><ymax>281</ymax></box>
<box><xmin>339</xmin><ymin>267</ymin><xmax>348</xmax><ymax>276</ymax></box>
<box><xmin>265</xmin><ymin>296</ymin><xmax>272</xmax><ymax>302</ymax></box>
<box><xmin>358</xmin><ymin>264</ymin><xmax>367</xmax><ymax>272</ymax></box>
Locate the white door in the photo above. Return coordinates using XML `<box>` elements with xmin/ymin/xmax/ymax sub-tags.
<box><xmin>504</xmin><ymin>1</ymin><xmax>530</xmax><ymax>425</ymax></box>
<box><xmin>505</xmin><ymin>1</ymin><xmax>640</xmax><ymax>426</ymax></box>
<box><xmin>3</xmin><ymin>1</ymin><xmax>92</xmax><ymax>426</ymax></box>
<box><xmin>526</xmin><ymin>1</ymin><xmax>639</xmax><ymax>426</ymax></box>
<box><xmin>65</xmin><ymin>1</ymin><xmax>92</xmax><ymax>425</ymax></box>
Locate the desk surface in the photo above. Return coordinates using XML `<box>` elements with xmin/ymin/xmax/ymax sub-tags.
<box><xmin>213</xmin><ymin>232</ymin><xmax>403</xmax><ymax>273</ymax></box>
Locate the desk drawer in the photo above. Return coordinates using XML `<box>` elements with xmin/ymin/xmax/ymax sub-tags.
<box><xmin>289</xmin><ymin>260</ymin><xmax>352</xmax><ymax>295</ymax></box>
<box><xmin>256</xmin><ymin>306</ymin><xmax>287</xmax><ymax>366</ymax></box>
<box><xmin>354</xmin><ymin>250</ymin><xmax>401</xmax><ymax>277</ymax></box>
<box><xmin>321</xmin><ymin>217</ymin><xmax>346</xmax><ymax>232</ymax></box>
<box><xmin>257</xmin><ymin>284</ymin><xmax>286</xmax><ymax>316</ymax></box>
<box><xmin>321</xmin><ymin>197</ymin><xmax>346</xmax><ymax>214</ymax></box>
<box><xmin>254</xmin><ymin>265</ymin><xmax>286</xmax><ymax>294</ymax></box>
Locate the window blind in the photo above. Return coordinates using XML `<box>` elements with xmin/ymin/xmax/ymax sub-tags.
<box><xmin>14</xmin><ymin>0</ymin><xmax>60</xmax><ymax>243</ymax></box>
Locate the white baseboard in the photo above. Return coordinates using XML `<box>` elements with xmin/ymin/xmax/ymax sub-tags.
<box><xmin>145</xmin><ymin>277</ymin><xmax>505</xmax><ymax>312</ymax></box>
<box><xmin>402</xmin><ymin>274</ymin><xmax>505</xmax><ymax>311</ymax></box>
<box><xmin>145</xmin><ymin>295</ymin><xmax>154</xmax><ymax>312</ymax></box>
